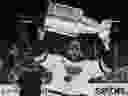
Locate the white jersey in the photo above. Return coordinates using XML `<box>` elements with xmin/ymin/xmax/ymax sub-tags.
<box><xmin>40</xmin><ymin>54</ymin><xmax>109</xmax><ymax>95</ymax></box>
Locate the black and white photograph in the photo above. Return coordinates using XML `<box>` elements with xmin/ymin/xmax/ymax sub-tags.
<box><xmin>0</xmin><ymin>0</ymin><xmax>122</xmax><ymax>96</ymax></box>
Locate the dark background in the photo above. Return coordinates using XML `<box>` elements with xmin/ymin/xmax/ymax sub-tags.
<box><xmin>16</xmin><ymin>0</ymin><xmax>120</xmax><ymax>23</ymax></box>
<box><xmin>15</xmin><ymin>0</ymin><xmax>125</xmax><ymax>67</ymax></box>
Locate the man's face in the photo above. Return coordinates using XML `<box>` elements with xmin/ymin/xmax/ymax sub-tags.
<box><xmin>66</xmin><ymin>40</ymin><xmax>83</xmax><ymax>59</ymax></box>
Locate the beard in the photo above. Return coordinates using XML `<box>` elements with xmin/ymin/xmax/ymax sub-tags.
<box><xmin>66</xmin><ymin>49</ymin><xmax>84</xmax><ymax>59</ymax></box>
